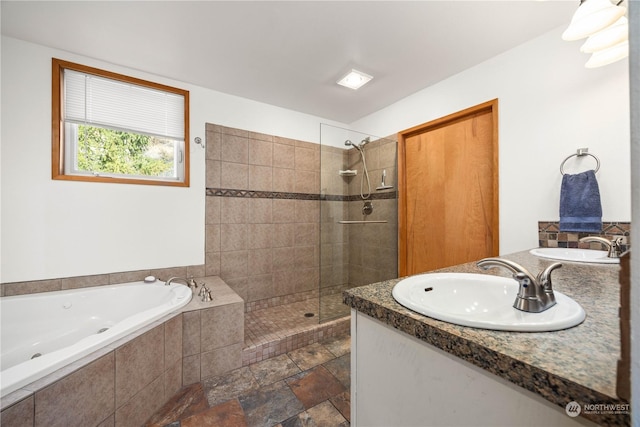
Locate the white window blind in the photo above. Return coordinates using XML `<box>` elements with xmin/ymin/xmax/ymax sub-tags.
<box><xmin>64</xmin><ymin>70</ymin><xmax>185</xmax><ymax>141</ymax></box>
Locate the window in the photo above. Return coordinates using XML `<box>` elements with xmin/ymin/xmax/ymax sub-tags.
<box><xmin>52</xmin><ymin>58</ymin><xmax>190</xmax><ymax>186</ymax></box>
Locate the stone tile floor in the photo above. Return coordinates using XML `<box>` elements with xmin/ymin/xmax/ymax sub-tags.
<box><xmin>145</xmin><ymin>333</ymin><xmax>351</xmax><ymax>427</ymax></box>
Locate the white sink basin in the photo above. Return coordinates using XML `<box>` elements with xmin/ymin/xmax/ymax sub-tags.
<box><xmin>529</xmin><ymin>248</ymin><xmax>619</xmax><ymax>264</ymax></box>
<box><xmin>392</xmin><ymin>273</ymin><xmax>585</xmax><ymax>332</ymax></box>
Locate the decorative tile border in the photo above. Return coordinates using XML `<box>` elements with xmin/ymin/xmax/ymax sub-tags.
<box><xmin>345</xmin><ymin>191</ymin><xmax>397</xmax><ymax>201</ymax></box>
<box><xmin>206</xmin><ymin>187</ymin><xmax>397</xmax><ymax>201</ymax></box>
<box><xmin>538</xmin><ymin>221</ymin><xmax>631</xmax><ymax>251</ymax></box>
<box><xmin>206</xmin><ymin>188</ymin><xmax>319</xmax><ymax>200</ymax></box>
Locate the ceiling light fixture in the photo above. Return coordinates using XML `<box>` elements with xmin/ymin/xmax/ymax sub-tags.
<box><xmin>562</xmin><ymin>0</ymin><xmax>626</xmax><ymax>41</ymax></box>
<box><xmin>337</xmin><ymin>69</ymin><xmax>373</xmax><ymax>90</ymax></box>
<box><xmin>585</xmin><ymin>40</ymin><xmax>629</xmax><ymax>68</ymax></box>
<box><xmin>562</xmin><ymin>0</ymin><xmax>629</xmax><ymax>68</ymax></box>
<box><xmin>580</xmin><ymin>16</ymin><xmax>628</xmax><ymax>52</ymax></box>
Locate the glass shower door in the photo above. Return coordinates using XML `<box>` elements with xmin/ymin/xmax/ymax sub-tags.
<box><xmin>319</xmin><ymin>124</ymin><xmax>398</xmax><ymax>322</ymax></box>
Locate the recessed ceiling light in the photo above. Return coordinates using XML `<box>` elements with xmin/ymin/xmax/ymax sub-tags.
<box><xmin>337</xmin><ymin>69</ymin><xmax>373</xmax><ymax>90</ymax></box>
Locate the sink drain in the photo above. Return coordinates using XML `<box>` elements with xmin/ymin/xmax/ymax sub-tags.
<box><xmin>304</xmin><ymin>312</ymin><xmax>315</xmax><ymax>318</ymax></box>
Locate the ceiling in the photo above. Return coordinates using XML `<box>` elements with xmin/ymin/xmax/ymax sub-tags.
<box><xmin>1</xmin><ymin>1</ymin><xmax>577</xmax><ymax>123</ymax></box>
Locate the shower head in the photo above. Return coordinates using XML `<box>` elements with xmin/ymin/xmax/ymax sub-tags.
<box><xmin>345</xmin><ymin>140</ymin><xmax>362</xmax><ymax>151</ymax></box>
<box><xmin>360</xmin><ymin>137</ymin><xmax>371</xmax><ymax>148</ymax></box>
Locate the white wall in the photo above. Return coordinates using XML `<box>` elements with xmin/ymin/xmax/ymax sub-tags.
<box><xmin>352</xmin><ymin>26</ymin><xmax>631</xmax><ymax>255</ymax></box>
<box><xmin>1</xmin><ymin>24</ymin><xmax>633</xmax><ymax>280</ymax></box>
<box><xmin>0</xmin><ymin>36</ymin><xmax>346</xmax><ymax>283</ymax></box>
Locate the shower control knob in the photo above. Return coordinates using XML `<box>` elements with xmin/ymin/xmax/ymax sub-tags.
<box><xmin>362</xmin><ymin>201</ymin><xmax>373</xmax><ymax>216</ymax></box>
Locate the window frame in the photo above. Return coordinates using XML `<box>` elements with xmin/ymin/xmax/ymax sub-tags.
<box><xmin>52</xmin><ymin>58</ymin><xmax>190</xmax><ymax>187</ymax></box>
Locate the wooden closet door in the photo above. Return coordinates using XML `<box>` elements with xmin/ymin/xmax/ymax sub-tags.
<box><xmin>399</xmin><ymin>100</ymin><xmax>499</xmax><ymax>276</ymax></box>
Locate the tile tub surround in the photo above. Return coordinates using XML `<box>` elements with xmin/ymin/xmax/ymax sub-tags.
<box><xmin>344</xmin><ymin>251</ymin><xmax>629</xmax><ymax>426</ymax></box>
<box><xmin>0</xmin><ymin>264</ymin><xmax>206</xmax><ymax>297</ymax></box>
<box><xmin>538</xmin><ymin>221</ymin><xmax>630</xmax><ymax>252</ymax></box>
<box><xmin>182</xmin><ymin>277</ymin><xmax>245</xmax><ymax>385</ymax></box>
<box><xmin>0</xmin><ymin>276</ymin><xmax>243</xmax><ymax>427</ymax></box>
<box><xmin>0</xmin><ymin>315</ymin><xmax>183</xmax><ymax>427</ymax></box>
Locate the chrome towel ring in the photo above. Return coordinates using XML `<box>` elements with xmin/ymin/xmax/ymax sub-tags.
<box><xmin>560</xmin><ymin>148</ymin><xmax>600</xmax><ymax>175</ymax></box>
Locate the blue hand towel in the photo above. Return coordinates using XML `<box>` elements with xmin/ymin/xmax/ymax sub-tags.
<box><xmin>559</xmin><ymin>170</ymin><xmax>602</xmax><ymax>232</ymax></box>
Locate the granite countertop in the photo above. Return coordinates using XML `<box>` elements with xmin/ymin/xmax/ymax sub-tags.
<box><xmin>344</xmin><ymin>250</ymin><xmax>629</xmax><ymax>426</ymax></box>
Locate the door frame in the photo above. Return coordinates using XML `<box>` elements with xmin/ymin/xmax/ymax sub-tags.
<box><xmin>397</xmin><ymin>99</ymin><xmax>499</xmax><ymax>276</ymax></box>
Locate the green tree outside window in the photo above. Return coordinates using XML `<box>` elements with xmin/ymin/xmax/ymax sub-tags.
<box><xmin>77</xmin><ymin>125</ymin><xmax>175</xmax><ymax>177</ymax></box>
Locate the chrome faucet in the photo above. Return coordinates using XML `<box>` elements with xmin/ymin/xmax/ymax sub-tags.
<box><xmin>579</xmin><ymin>236</ymin><xmax>623</xmax><ymax>258</ymax></box>
<box><xmin>165</xmin><ymin>276</ymin><xmax>200</xmax><ymax>292</ymax></box>
<box><xmin>477</xmin><ymin>258</ymin><xmax>562</xmax><ymax>313</ymax></box>
<box><xmin>164</xmin><ymin>277</ymin><xmax>189</xmax><ymax>286</ymax></box>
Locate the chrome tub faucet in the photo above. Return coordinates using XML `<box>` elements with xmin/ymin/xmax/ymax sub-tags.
<box><xmin>164</xmin><ymin>277</ymin><xmax>210</xmax><ymax>300</ymax></box>
<box><xmin>201</xmin><ymin>286</ymin><xmax>212</xmax><ymax>302</ymax></box>
<box><xmin>579</xmin><ymin>236</ymin><xmax>623</xmax><ymax>258</ymax></box>
<box><xmin>477</xmin><ymin>258</ymin><xmax>562</xmax><ymax>313</ymax></box>
<box><xmin>164</xmin><ymin>277</ymin><xmax>197</xmax><ymax>290</ymax></box>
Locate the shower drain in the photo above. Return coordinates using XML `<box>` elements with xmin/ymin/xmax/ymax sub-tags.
<box><xmin>97</xmin><ymin>327</ymin><xmax>110</xmax><ymax>334</ymax></box>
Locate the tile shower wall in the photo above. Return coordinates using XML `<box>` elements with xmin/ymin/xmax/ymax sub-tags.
<box><xmin>205</xmin><ymin>124</ymin><xmax>321</xmax><ymax>309</ymax></box>
<box><xmin>346</xmin><ymin>137</ymin><xmax>398</xmax><ymax>287</ymax></box>
<box><xmin>319</xmin><ymin>135</ymin><xmax>398</xmax><ymax>320</ymax></box>
<box><xmin>319</xmin><ymin>145</ymin><xmax>349</xmax><ymax>297</ymax></box>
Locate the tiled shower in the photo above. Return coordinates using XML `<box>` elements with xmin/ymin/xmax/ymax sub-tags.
<box><xmin>319</xmin><ymin>124</ymin><xmax>398</xmax><ymax>320</ymax></box>
<box><xmin>204</xmin><ymin>122</ymin><xmax>398</xmax><ymax>330</ymax></box>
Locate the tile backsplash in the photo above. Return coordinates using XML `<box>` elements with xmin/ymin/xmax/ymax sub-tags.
<box><xmin>538</xmin><ymin>221</ymin><xmax>630</xmax><ymax>252</ymax></box>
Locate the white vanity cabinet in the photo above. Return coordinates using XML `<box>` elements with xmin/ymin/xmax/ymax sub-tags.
<box><xmin>351</xmin><ymin>311</ymin><xmax>596</xmax><ymax>427</ymax></box>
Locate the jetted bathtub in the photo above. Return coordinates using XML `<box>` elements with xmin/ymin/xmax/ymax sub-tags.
<box><xmin>0</xmin><ymin>279</ymin><xmax>192</xmax><ymax>397</ymax></box>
